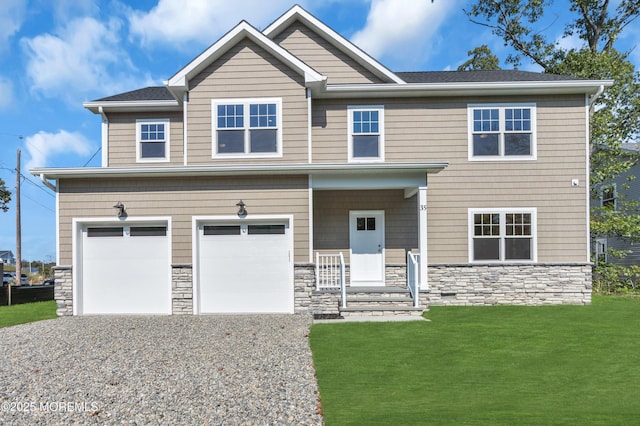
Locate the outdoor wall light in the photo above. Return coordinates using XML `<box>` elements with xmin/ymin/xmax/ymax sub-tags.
<box><xmin>113</xmin><ymin>202</ymin><xmax>126</xmax><ymax>218</ymax></box>
<box><xmin>236</xmin><ymin>200</ymin><xmax>247</xmax><ymax>217</ymax></box>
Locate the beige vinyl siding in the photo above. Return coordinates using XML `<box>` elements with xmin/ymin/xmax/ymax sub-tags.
<box><xmin>312</xmin><ymin>95</ymin><xmax>588</xmax><ymax>263</ymax></box>
<box><xmin>313</xmin><ymin>189</ymin><xmax>417</xmax><ymax>264</ymax></box>
<box><xmin>186</xmin><ymin>39</ymin><xmax>308</xmax><ymax>165</ymax></box>
<box><xmin>107</xmin><ymin>111</ymin><xmax>183</xmax><ymax>167</ymax></box>
<box><xmin>272</xmin><ymin>21</ymin><xmax>385</xmax><ymax>84</ymax></box>
<box><xmin>58</xmin><ymin>175</ymin><xmax>309</xmax><ymax>265</ymax></box>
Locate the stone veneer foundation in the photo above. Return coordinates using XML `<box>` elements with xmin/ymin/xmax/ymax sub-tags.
<box><xmin>426</xmin><ymin>264</ymin><xmax>592</xmax><ymax>306</ymax></box>
<box><xmin>52</xmin><ymin>263</ymin><xmax>592</xmax><ymax>316</ymax></box>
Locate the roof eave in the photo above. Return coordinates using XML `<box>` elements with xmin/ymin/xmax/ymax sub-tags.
<box><xmin>314</xmin><ymin>80</ymin><xmax>614</xmax><ymax>99</ymax></box>
<box><xmin>32</xmin><ymin>162</ymin><xmax>449</xmax><ymax>180</ymax></box>
<box><xmin>83</xmin><ymin>100</ymin><xmax>182</xmax><ymax>114</ymax></box>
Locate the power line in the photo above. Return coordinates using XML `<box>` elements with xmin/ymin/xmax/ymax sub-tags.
<box><xmin>21</xmin><ymin>192</ymin><xmax>55</xmax><ymax>213</ymax></box>
<box><xmin>83</xmin><ymin>146</ymin><xmax>102</xmax><ymax>167</ymax></box>
<box><xmin>19</xmin><ymin>174</ymin><xmax>56</xmax><ymax>198</ymax></box>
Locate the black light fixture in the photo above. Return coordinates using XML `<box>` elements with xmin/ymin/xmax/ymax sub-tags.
<box><xmin>113</xmin><ymin>202</ymin><xmax>126</xmax><ymax>218</ymax></box>
<box><xmin>236</xmin><ymin>200</ymin><xmax>247</xmax><ymax>217</ymax></box>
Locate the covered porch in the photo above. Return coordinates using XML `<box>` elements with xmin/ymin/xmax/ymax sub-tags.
<box><xmin>307</xmin><ymin>163</ymin><xmax>446</xmax><ymax>316</ymax></box>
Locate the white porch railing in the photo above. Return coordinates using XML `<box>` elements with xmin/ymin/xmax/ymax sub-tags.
<box><xmin>316</xmin><ymin>252</ymin><xmax>345</xmax><ymax>289</ymax></box>
<box><xmin>407</xmin><ymin>252</ymin><xmax>420</xmax><ymax>308</ymax></box>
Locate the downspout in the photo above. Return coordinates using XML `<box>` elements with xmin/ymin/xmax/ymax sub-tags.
<box><xmin>183</xmin><ymin>88</ymin><xmax>189</xmax><ymax>166</ymax></box>
<box><xmin>588</xmin><ymin>84</ymin><xmax>605</xmax><ymax>113</ymax></box>
<box><xmin>307</xmin><ymin>88</ymin><xmax>312</xmax><ymax>164</ymax></box>
<box><xmin>39</xmin><ymin>173</ymin><xmax>56</xmax><ymax>192</ymax></box>
<box><xmin>307</xmin><ymin>88</ymin><xmax>314</xmax><ymax>263</ymax></box>
<box><xmin>98</xmin><ymin>106</ymin><xmax>108</xmax><ymax>167</ymax></box>
<box><xmin>586</xmin><ymin>84</ymin><xmax>604</xmax><ymax>263</ymax></box>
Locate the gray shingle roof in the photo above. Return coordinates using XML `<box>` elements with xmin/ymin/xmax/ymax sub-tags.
<box><xmin>396</xmin><ymin>70</ymin><xmax>582</xmax><ymax>83</ymax></box>
<box><xmin>93</xmin><ymin>86</ymin><xmax>174</xmax><ymax>102</ymax></box>
<box><xmin>93</xmin><ymin>71</ymin><xmax>583</xmax><ymax>103</ymax></box>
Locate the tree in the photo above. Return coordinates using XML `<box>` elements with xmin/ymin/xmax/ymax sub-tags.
<box><xmin>457</xmin><ymin>45</ymin><xmax>502</xmax><ymax>71</ymax></box>
<box><xmin>0</xmin><ymin>178</ymin><xmax>10</xmax><ymax>212</ymax></box>
<box><xmin>464</xmin><ymin>0</ymin><xmax>640</xmax><ymax>292</ymax></box>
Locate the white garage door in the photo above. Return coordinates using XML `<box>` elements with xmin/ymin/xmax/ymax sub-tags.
<box><xmin>81</xmin><ymin>224</ymin><xmax>171</xmax><ymax>314</ymax></box>
<box><xmin>197</xmin><ymin>221</ymin><xmax>293</xmax><ymax>314</ymax></box>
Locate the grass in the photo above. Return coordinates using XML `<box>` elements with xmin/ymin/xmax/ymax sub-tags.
<box><xmin>310</xmin><ymin>296</ymin><xmax>640</xmax><ymax>425</ymax></box>
<box><xmin>0</xmin><ymin>300</ymin><xmax>57</xmax><ymax>328</ymax></box>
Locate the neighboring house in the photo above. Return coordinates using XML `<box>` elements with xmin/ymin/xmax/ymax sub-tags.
<box><xmin>594</xmin><ymin>143</ymin><xmax>640</xmax><ymax>266</ymax></box>
<box><xmin>32</xmin><ymin>6</ymin><xmax>611</xmax><ymax>316</ymax></box>
<box><xmin>0</xmin><ymin>251</ymin><xmax>15</xmax><ymax>265</ymax></box>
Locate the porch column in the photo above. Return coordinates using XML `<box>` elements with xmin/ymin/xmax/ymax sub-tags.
<box><xmin>418</xmin><ymin>186</ymin><xmax>428</xmax><ymax>290</ymax></box>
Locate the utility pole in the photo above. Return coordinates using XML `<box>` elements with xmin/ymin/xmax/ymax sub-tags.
<box><xmin>13</xmin><ymin>149</ymin><xmax>21</xmax><ymax>305</ymax></box>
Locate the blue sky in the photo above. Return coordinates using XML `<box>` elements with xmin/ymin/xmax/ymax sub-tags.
<box><xmin>0</xmin><ymin>0</ymin><xmax>639</xmax><ymax>262</ymax></box>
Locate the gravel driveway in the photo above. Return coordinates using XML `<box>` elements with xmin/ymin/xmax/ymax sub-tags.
<box><xmin>0</xmin><ymin>315</ymin><xmax>322</xmax><ymax>425</ymax></box>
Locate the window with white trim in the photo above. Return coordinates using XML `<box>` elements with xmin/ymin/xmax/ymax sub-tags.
<box><xmin>136</xmin><ymin>119</ymin><xmax>170</xmax><ymax>162</ymax></box>
<box><xmin>469</xmin><ymin>208</ymin><xmax>537</xmax><ymax>262</ymax></box>
<box><xmin>601</xmin><ymin>184</ymin><xmax>616</xmax><ymax>210</ymax></box>
<box><xmin>348</xmin><ymin>106</ymin><xmax>384</xmax><ymax>161</ymax></box>
<box><xmin>468</xmin><ymin>104</ymin><xmax>536</xmax><ymax>160</ymax></box>
<box><xmin>212</xmin><ymin>98</ymin><xmax>282</xmax><ymax>157</ymax></box>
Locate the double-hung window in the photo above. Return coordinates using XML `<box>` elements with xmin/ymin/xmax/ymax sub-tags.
<box><xmin>212</xmin><ymin>98</ymin><xmax>281</xmax><ymax>157</ymax></box>
<box><xmin>136</xmin><ymin>119</ymin><xmax>170</xmax><ymax>162</ymax></box>
<box><xmin>348</xmin><ymin>106</ymin><xmax>384</xmax><ymax>161</ymax></box>
<box><xmin>469</xmin><ymin>208</ymin><xmax>537</xmax><ymax>262</ymax></box>
<box><xmin>468</xmin><ymin>104</ymin><xmax>536</xmax><ymax>160</ymax></box>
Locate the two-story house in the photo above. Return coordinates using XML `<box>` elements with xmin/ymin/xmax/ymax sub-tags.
<box><xmin>32</xmin><ymin>6</ymin><xmax>611</xmax><ymax>317</ymax></box>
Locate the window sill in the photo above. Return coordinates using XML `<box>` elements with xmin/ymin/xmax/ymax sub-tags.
<box><xmin>468</xmin><ymin>155</ymin><xmax>537</xmax><ymax>162</ymax></box>
<box><xmin>212</xmin><ymin>153</ymin><xmax>283</xmax><ymax>159</ymax></box>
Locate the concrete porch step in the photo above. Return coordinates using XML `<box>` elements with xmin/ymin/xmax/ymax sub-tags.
<box><xmin>340</xmin><ymin>306</ymin><xmax>425</xmax><ymax>317</ymax></box>
<box><xmin>345</xmin><ymin>296</ymin><xmax>413</xmax><ymax>303</ymax></box>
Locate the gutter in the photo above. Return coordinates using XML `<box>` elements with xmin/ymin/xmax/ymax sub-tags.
<box><xmin>31</xmin><ymin>162</ymin><xmax>449</xmax><ymax>180</ymax></box>
<box><xmin>314</xmin><ymin>79</ymin><xmax>614</xmax><ymax>99</ymax></box>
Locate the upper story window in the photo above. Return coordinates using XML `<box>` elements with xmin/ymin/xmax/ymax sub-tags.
<box><xmin>469</xmin><ymin>208</ymin><xmax>537</xmax><ymax>263</ymax></box>
<box><xmin>136</xmin><ymin>119</ymin><xmax>170</xmax><ymax>162</ymax></box>
<box><xmin>348</xmin><ymin>106</ymin><xmax>384</xmax><ymax>162</ymax></box>
<box><xmin>601</xmin><ymin>184</ymin><xmax>616</xmax><ymax>210</ymax></box>
<box><xmin>468</xmin><ymin>103</ymin><xmax>536</xmax><ymax>161</ymax></box>
<box><xmin>212</xmin><ymin>98</ymin><xmax>282</xmax><ymax>158</ymax></box>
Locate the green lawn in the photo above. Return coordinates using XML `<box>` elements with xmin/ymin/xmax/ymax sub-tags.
<box><xmin>310</xmin><ymin>296</ymin><xmax>640</xmax><ymax>425</ymax></box>
<box><xmin>0</xmin><ymin>300</ymin><xmax>57</xmax><ymax>328</ymax></box>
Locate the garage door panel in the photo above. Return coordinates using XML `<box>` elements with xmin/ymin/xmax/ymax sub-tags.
<box><xmin>82</xmin><ymin>225</ymin><xmax>170</xmax><ymax>315</ymax></box>
<box><xmin>198</xmin><ymin>221</ymin><xmax>293</xmax><ymax>314</ymax></box>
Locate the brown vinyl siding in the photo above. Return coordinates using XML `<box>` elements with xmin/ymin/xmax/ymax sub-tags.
<box><xmin>312</xmin><ymin>95</ymin><xmax>588</xmax><ymax>263</ymax></box>
<box><xmin>313</xmin><ymin>189</ymin><xmax>418</xmax><ymax>264</ymax></box>
<box><xmin>107</xmin><ymin>111</ymin><xmax>183</xmax><ymax>167</ymax></box>
<box><xmin>186</xmin><ymin>39</ymin><xmax>308</xmax><ymax>165</ymax></box>
<box><xmin>272</xmin><ymin>21</ymin><xmax>385</xmax><ymax>84</ymax></box>
<box><xmin>58</xmin><ymin>175</ymin><xmax>310</xmax><ymax>265</ymax></box>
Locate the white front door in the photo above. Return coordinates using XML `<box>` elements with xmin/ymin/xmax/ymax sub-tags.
<box><xmin>349</xmin><ymin>210</ymin><xmax>385</xmax><ymax>286</ymax></box>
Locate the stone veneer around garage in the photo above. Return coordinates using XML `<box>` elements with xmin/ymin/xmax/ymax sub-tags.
<box><xmin>53</xmin><ymin>266</ymin><xmax>73</xmax><ymax>316</ymax></box>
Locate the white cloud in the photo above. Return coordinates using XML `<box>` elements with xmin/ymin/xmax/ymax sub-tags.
<box><xmin>0</xmin><ymin>0</ymin><xmax>27</xmax><ymax>50</ymax></box>
<box><xmin>0</xmin><ymin>77</ymin><xmax>14</xmax><ymax>110</ymax></box>
<box><xmin>25</xmin><ymin>130</ymin><xmax>93</xmax><ymax>170</ymax></box>
<box><xmin>22</xmin><ymin>16</ymin><xmax>154</xmax><ymax>103</ymax></box>
<box><xmin>351</xmin><ymin>0</ymin><xmax>459</xmax><ymax>69</ymax></box>
<box><xmin>127</xmin><ymin>0</ymin><xmax>301</xmax><ymax>47</ymax></box>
